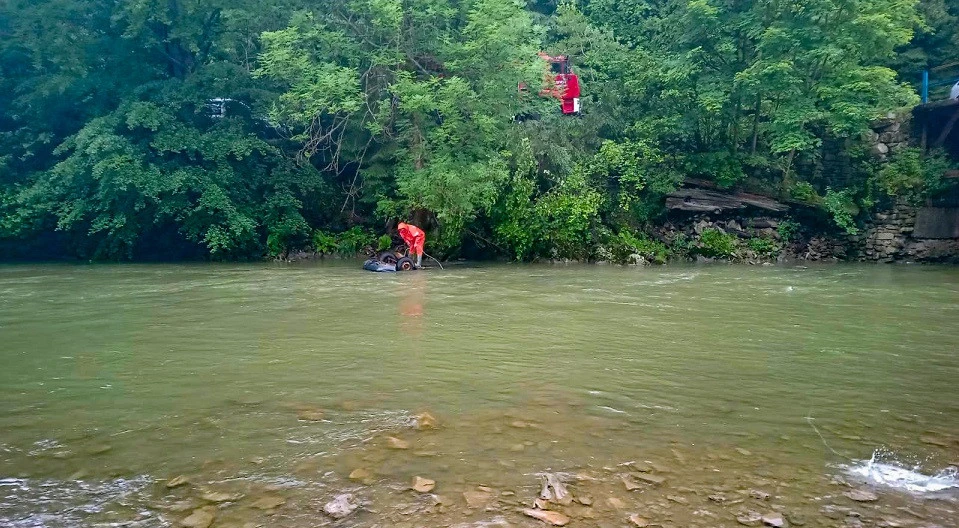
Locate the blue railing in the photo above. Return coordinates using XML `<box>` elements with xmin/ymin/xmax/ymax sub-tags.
<box><xmin>921</xmin><ymin>61</ymin><xmax>959</xmax><ymax>104</ymax></box>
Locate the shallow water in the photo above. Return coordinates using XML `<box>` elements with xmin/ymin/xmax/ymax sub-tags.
<box><xmin>1</xmin><ymin>261</ymin><xmax>958</xmax><ymax>527</ymax></box>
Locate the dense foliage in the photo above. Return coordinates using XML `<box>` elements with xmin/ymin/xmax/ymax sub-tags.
<box><xmin>1</xmin><ymin>0</ymin><xmax>956</xmax><ymax>261</ymax></box>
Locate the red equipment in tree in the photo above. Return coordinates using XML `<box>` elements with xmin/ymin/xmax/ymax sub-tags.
<box><xmin>519</xmin><ymin>52</ymin><xmax>582</xmax><ymax>115</ymax></box>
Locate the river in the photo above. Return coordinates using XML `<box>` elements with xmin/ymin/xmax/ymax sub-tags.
<box><xmin>1</xmin><ymin>262</ymin><xmax>958</xmax><ymax>527</ymax></box>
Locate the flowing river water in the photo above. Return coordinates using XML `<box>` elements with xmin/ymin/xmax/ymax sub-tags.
<box><xmin>1</xmin><ymin>262</ymin><xmax>958</xmax><ymax>528</ymax></box>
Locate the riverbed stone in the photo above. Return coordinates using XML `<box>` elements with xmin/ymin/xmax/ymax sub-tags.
<box><xmin>323</xmin><ymin>494</ymin><xmax>358</xmax><ymax>519</ymax></box>
<box><xmin>200</xmin><ymin>491</ymin><xmax>243</xmax><ymax>503</ymax></box>
<box><xmin>844</xmin><ymin>490</ymin><xmax>878</xmax><ymax>502</ymax></box>
<box><xmin>250</xmin><ymin>495</ymin><xmax>286</xmax><ymax>510</ymax></box>
<box><xmin>606</xmin><ymin>497</ymin><xmax>627</xmax><ymax>509</ymax></box>
<box><xmin>762</xmin><ymin>512</ymin><xmax>786</xmax><ymax>527</ymax></box>
<box><xmin>297</xmin><ymin>408</ymin><xmax>324</xmax><ymax>421</ymax></box>
<box><xmin>463</xmin><ymin>490</ymin><xmax>492</xmax><ymax>509</ymax></box>
<box><xmin>629</xmin><ymin>513</ymin><xmax>651</xmax><ymax>527</ymax></box>
<box><xmin>166</xmin><ymin>475</ymin><xmax>190</xmax><ymax>488</ymax></box>
<box><xmin>180</xmin><ymin>506</ymin><xmax>216</xmax><ymax>528</ymax></box>
<box><xmin>523</xmin><ymin>508</ymin><xmax>570</xmax><ymax>526</ymax></box>
<box><xmin>750</xmin><ymin>489</ymin><xmax>771</xmax><ymax>500</ymax></box>
<box><xmin>413</xmin><ymin>412</ymin><xmax>438</xmax><ymax>430</ymax></box>
<box><xmin>737</xmin><ymin>511</ymin><xmax>763</xmax><ymax>526</ymax></box>
<box><xmin>635</xmin><ymin>473</ymin><xmax>665</xmax><ymax>485</ymax></box>
<box><xmin>622</xmin><ymin>476</ymin><xmax>642</xmax><ymax>491</ymax></box>
<box><xmin>349</xmin><ymin>468</ymin><xmax>371</xmax><ymax>481</ymax></box>
<box><xmin>387</xmin><ymin>436</ymin><xmax>411</xmax><ymax>449</ymax></box>
<box><xmin>412</xmin><ymin>476</ymin><xmax>436</xmax><ymax>493</ymax></box>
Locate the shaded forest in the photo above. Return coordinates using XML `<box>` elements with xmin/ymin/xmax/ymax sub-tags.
<box><xmin>1</xmin><ymin>0</ymin><xmax>957</xmax><ymax>261</ymax></box>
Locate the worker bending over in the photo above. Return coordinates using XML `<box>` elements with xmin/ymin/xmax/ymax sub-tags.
<box><xmin>397</xmin><ymin>222</ymin><xmax>426</xmax><ymax>268</ymax></box>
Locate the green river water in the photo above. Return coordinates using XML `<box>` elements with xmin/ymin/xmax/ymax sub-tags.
<box><xmin>1</xmin><ymin>262</ymin><xmax>958</xmax><ymax>528</ymax></box>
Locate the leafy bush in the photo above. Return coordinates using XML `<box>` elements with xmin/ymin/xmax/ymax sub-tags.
<box><xmin>823</xmin><ymin>188</ymin><xmax>859</xmax><ymax>235</ymax></box>
<box><xmin>607</xmin><ymin>230</ymin><xmax>669</xmax><ymax>264</ymax></box>
<box><xmin>335</xmin><ymin>227</ymin><xmax>375</xmax><ymax>255</ymax></box>
<box><xmin>312</xmin><ymin>230</ymin><xmax>337</xmax><ymax>254</ymax></box>
<box><xmin>377</xmin><ymin>234</ymin><xmax>393</xmax><ymax>252</ymax></box>
<box><xmin>746</xmin><ymin>237</ymin><xmax>779</xmax><ymax>257</ymax></box>
<box><xmin>789</xmin><ymin>181</ymin><xmax>818</xmax><ymax>202</ymax></box>
<box><xmin>871</xmin><ymin>148</ymin><xmax>951</xmax><ymax>205</ymax></box>
<box><xmin>696</xmin><ymin>228</ymin><xmax>738</xmax><ymax>258</ymax></box>
<box><xmin>776</xmin><ymin>218</ymin><xmax>800</xmax><ymax>242</ymax></box>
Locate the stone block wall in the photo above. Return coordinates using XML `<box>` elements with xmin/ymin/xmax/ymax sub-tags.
<box><xmin>857</xmin><ymin>202</ymin><xmax>959</xmax><ymax>263</ymax></box>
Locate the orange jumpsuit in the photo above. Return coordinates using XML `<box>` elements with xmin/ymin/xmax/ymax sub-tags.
<box><xmin>397</xmin><ymin>223</ymin><xmax>426</xmax><ymax>259</ymax></box>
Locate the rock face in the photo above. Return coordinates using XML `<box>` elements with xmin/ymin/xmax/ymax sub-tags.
<box><xmin>522</xmin><ymin>508</ymin><xmax>570</xmax><ymax>526</ymax></box>
<box><xmin>323</xmin><ymin>494</ymin><xmax>358</xmax><ymax>519</ymax></box>
<box><xmin>180</xmin><ymin>506</ymin><xmax>216</xmax><ymax>528</ymax></box>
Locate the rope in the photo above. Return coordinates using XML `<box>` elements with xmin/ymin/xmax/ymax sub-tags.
<box><xmin>805</xmin><ymin>413</ymin><xmax>856</xmax><ymax>462</ymax></box>
<box><xmin>423</xmin><ymin>251</ymin><xmax>445</xmax><ymax>270</ymax></box>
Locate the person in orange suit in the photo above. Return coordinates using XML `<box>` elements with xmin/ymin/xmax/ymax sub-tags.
<box><xmin>397</xmin><ymin>222</ymin><xmax>426</xmax><ymax>268</ymax></box>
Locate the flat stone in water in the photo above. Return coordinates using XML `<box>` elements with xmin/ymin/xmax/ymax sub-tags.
<box><xmin>750</xmin><ymin>490</ymin><xmax>771</xmax><ymax>500</ymax></box>
<box><xmin>166</xmin><ymin>475</ymin><xmax>190</xmax><ymax>488</ymax></box>
<box><xmin>250</xmin><ymin>495</ymin><xmax>286</xmax><ymax>510</ymax></box>
<box><xmin>523</xmin><ymin>508</ymin><xmax>570</xmax><ymax>526</ymax></box>
<box><xmin>463</xmin><ymin>490</ymin><xmax>492</xmax><ymax>509</ymax></box>
<box><xmin>736</xmin><ymin>448</ymin><xmax>753</xmax><ymax>456</ymax></box>
<box><xmin>412</xmin><ymin>476</ymin><xmax>436</xmax><ymax>493</ymax></box>
<box><xmin>666</xmin><ymin>495</ymin><xmax>688</xmax><ymax>504</ymax></box>
<box><xmin>737</xmin><ymin>511</ymin><xmax>763</xmax><ymax>526</ymax></box>
<box><xmin>629</xmin><ymin>513</ymin><xmax>651</xmax><ymax>527</ymax></box>
<box><xmin>297</xmin><ymin>409</ymin><xmax>324</xmax><ymax>421</ymax></box>
<box><xmin>201</xmin><ymin>491</ymin><xmax>243</xmax><ymax>503</ymax></box>
<box><xmin>413</xmin><ymin>412</ymin><xmax>438</xmax><ymax>430</ymax></box>
<box><xmin>606</xmin><ymin>497</ymin><xmax>627</xmax><ymax>509</ymax></box>
<box><xmin>622</xmin><ymin>475</ymin><xmax>642</xmax><ymax>491</ymax></box>
<box><xmin>635</xmin><ymin>473</ymin><xmax>665</xmax><ymax>485</ymax></box>
<box><xmin>323</xmin><ymin>494</ymin><xmax>358</xmax><ymax>519</ymax></box>
<box><xmin>762</xmin><ymin>512</ymin><xmax>785</xmax><ymax>527</ymax></box>
<box><xmin>844</xmin><ymin>490</ymin><xmax>878</xmax><ymax>502</ymax></box>
<box><xmin>349</xmin><ymin>468</ymin><xmax>371</xmax><ymax>481</ymax></box>
<box><xmin>387</xmin><ymin>436</ymin><xmax>411</xmax><ymax>449</ymax></box>
<box><xmin>180</xmin><ymin>506</ymin><xmax>216</xmax><ymax>528</ymax></box>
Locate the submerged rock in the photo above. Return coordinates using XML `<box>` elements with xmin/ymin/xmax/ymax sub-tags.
<box><xmin>413</xmin><ymin>412</ymin><xmax>438</xmax><ymax>430</ymax></box>
<box><xmin>387</xmin><ymin>436</ymin><xmax>411</xmax><ymax>450</ymax></box>
<box><xmin>523</xmin><ymin>508</ymin><xmax>570</xmax><ymax>526</ymax></box>
<box><xmin>349</xmin><ymin>468</ymin><xmax>372</xmax><ymax>481</ymax></box>
<box><xmin>297</xmin><ymin>408</ymin><xmax>324</xmax><ymax>421</ymax></box>
<box><xmin>622</xmin><ymin>476</ymin><xmax>642</xmax><ymax>491</ymax></box>
<box><xmin>737</xmin><ymin>511</ymin><xmax>763</xmax><ymax>526</ymax></box>
<box><xmin>762</xmin><ymin>512</ymin><xmax>786</xmax><ymax>527</ymax></box>
<box><xmin>323</xmin><ymin>494</ymin><xmax>358</xmax><ymax>519</ymax></box>
<box><xmin>750</xmin><ymin>490</ymin><xmax>771</xmax><ymax>501</ymax></box>
<box><xmin>635</xmin><ymin>473</ymin><xmax>665</xmax><ymax>485</ymax></box>
<box><xmin>180</xmin><ymin>506</ymin><xmax>216</xmax><ymax>528</ymax></box>
<box><xmin>629</xmin><ymin>513</ymin><xmax>651</xmax><ymax>527</ymax></box>
<box><xmin>843</xmin><ymin>490</ymin><xmax>878</xmax><ymax>502</ymax></box>
<box><xmin>166</xmin><ymin>475</ymin><xmax>190</xmax><ymax>489</ymax></box>
<box><xmin>463</xmin><ymin>490</ymin><xmax>492</xmax><ymax>509</ymax></box>
<box><xmin>250</xmin><ymin>495</ymin><xmax>286</xmax><ymax>510</ymax></box>
<box><xmin>606</xmin><ymin>497</ymin><xmax>627</xmax><ymax>510</ymax></box>
<box><xmin>412</xmin><ymin>476</ymin><xmax>436</xmax><ymax>493</ymax></box>
<box><xmin>200</xmin><ymin>491</ymin><xmax>243</xmax><ymax>503</ymax></box>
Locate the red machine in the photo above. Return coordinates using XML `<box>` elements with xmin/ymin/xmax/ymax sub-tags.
<box><xmin>519</xmin><ymin>53</ymin><xmax>582</xmax><ymax>115</ymax></box>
